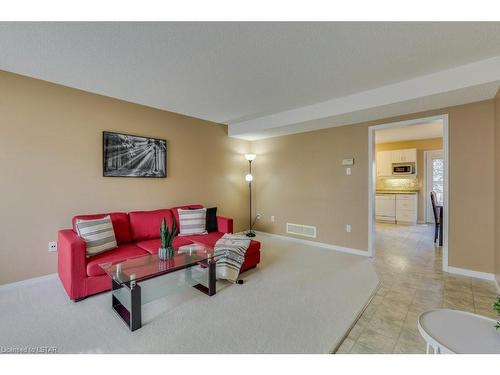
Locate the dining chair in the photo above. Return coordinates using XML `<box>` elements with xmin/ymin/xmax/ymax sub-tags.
<box><xmin>430</xmin><ymin>191</ymin><xmax>440</xmax><ymax>243</ymax></box>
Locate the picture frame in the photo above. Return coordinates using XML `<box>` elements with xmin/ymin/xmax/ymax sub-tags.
<box><xmin>102</xmin><ymin>131</ymin><xmax>167</xmax><ymax>178</ymax></box>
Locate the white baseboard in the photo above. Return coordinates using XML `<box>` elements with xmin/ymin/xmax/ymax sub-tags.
<box><xmin>254</xmin><ymin>231</ymin><xmax>370</xmax><ymax>257</ymax></box>
<box><xmin>446</xmin><ymin>266</ymin><xmax>495</xmax><ymax>282</ymax></box>
<box><xmin>0</xmin><ymin>273</ymin><xmax>57</xmax><ymax>291</ymax></box>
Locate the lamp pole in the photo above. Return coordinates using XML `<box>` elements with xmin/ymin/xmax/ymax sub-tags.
<box><xmin>245</xmin><ymin>154</ymin><xmax>256</xmax><ymax>237</ymax></box>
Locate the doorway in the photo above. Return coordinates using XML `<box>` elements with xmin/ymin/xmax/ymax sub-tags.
<box><xmin>368</xmin><ymin>115</ymin><xmax>449</xmax><ymax>272</ymax></box>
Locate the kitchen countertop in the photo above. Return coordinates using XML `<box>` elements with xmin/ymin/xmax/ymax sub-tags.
<box><xmin>376</xmin><ymin>190</ymin><xmax>419</xmax><ymax>195</ymax></box>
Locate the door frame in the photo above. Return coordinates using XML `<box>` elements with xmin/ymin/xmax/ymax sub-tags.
<box><xmin>424</xmin><ymin>149</ymin><xmax>444</xmax><ymax>223</ymax></box>
<box><xmin>368</xmin><ymin>114</ymin><xmax>449</xmax><ymax>272</ymax></box>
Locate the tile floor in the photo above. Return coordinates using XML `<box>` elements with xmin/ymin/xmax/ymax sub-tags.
<box><xmin>336</xmin><ymin>223</ymin><xmax>499</xmax><ymax>354</ymax></box>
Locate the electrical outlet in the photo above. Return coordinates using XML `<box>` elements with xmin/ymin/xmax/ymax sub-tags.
<box><xmin>48</xmin><ymin>241</ymin><xmax>57</xmax><ymax>252</ymax></box>
<box><xmin>256</xmin><ymin>213</ymin><xmax>262</xmax><ymax>220</ymax></box>
<box><xmin>346</xmin><ymin>224</ymin><xmax>352</xmax><ymax>233</ymax></box>
<box><xmin>271</xmin><ymin>215</ymin><xmax>275</xmax><ymax>222</ymax></box>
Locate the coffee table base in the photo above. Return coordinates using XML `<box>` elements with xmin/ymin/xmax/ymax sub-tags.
<box><xmin>112</xmin><ymin>279</ymin><xmax>142</xmax><ymax>331</ymax></box>
<box><xmin>111</xmin><ymin>261</ymin><xmax>216</xmax><ymax>331</ymax></box>
<box><xmin>193</xmin><ymin>260</ymin><xmax>217</xmax><ymax>296</ymax></box>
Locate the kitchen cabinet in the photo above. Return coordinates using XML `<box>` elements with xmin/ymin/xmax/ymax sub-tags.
<box><xmin>391</xmin><ymin>148</ymin><xmax>417</xmax><ymax>164</ymax></box>
<box><xmin>396</xmin><ymin>194</ymin><xmax>418</xmax><ymax>224</ymax></box>
<box><xmin>376</xmin><ymin>148</ymin><xmax>417</xmax><ymax>177</ymax></box>
<box><xmin>376</xmin><ymin>151</ymin><xmax>393</xmax><ymax>177</ymax></box>
<box><xmin>376</xmin><ymin>193</ymin><xmax>418</xmax><ymax>225</ymax></box>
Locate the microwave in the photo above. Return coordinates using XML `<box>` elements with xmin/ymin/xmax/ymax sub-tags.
<box><xmin>392</xmin><ymin>163</ymin><xmax>415</xmax><ymax>175</ymax></box>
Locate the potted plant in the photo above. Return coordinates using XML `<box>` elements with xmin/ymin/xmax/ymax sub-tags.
<box><xmin>158</xmin><ymin>217</ymin><xmax>177</xmax><ymax>260</ymax></box>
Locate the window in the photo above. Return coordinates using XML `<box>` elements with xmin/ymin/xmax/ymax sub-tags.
<box><xmin>432</xmin><ymin>158</ymin><xmax>444</xmax><ymax>205</ymax></box>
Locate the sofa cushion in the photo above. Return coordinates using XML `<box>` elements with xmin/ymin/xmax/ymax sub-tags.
<box><xmin>205</xmin><ymin>207</ymin><xmax>218</xmax><ymax>232</ymax></box>
<box><xmin>171</xmin><ymin>204</ymin><xmax>204</xmax><ymax>228</ymax></box>
<box><xmin>178</xmin><ymin>208</ymin><xmax>208</xmax><ymax>236</ymax></box>
<box><xmin>186</xmin><ymin>232</ymin><xmax>224</xmax><ymax>248</ymax></box>
<box><xmin>75</xmin><ymin>215</ymin><xmax>117</xmax><ymax>257</ymax></box>
<box><xmin>72</xmin><ymin>212</ymin><xmax>131</xmax><ymax>245</ymax></box>
<box><xmin>135</xmin><ymin>236</ymin><xmax>194</xmax><ymax>255</ymax></box>
<box><xmin>129</xmin><ymin>209</ymin><xmax>173</xmax><ymax>242</ymax></box>
<box><xmin>86</xmin><ymin>244</ymin><xmax>149</xmax><ymax>277</ymax></box>
<box><xmin>172</xmin><ymin>236</ymin><xmax>195</xmax><ymax>248</ymax></box>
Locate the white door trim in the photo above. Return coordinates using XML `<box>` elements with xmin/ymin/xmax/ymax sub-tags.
<box><xmin>368</xmin><ymin>114</ymin><xmax>449</xmax><ymax>272</ymax></box>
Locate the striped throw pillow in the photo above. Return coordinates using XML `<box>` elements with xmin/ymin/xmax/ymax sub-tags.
<box><xmin>178</xmin><ymin>208</ymin><xmax>208</xmax><ymax>236</ymax></box>
<box><xmin>75</xmin><ymin>215</ymin><xmax>118</xmax><ymax>257</ymax></box>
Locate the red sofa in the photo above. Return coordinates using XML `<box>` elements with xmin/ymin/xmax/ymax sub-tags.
<box><xmin>57</xmin><ymin>204</ymin><xmax>261</xmax><ymax>301</ymax></box>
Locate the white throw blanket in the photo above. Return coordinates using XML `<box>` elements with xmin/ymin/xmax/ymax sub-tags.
<box><xmin>214</xmin><ymin>234</ymin><xmax>251</xmax><ymax>283</ymax></box>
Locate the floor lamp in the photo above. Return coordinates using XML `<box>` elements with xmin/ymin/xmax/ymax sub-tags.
<box><xmin>244</xmin><ymin>153</ymin><xmax>256</xmax><ymax>237</ymax></box>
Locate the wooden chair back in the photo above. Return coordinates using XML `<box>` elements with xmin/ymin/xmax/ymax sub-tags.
<box><xmin>430</xmin><ymin>191</ymin><xmax>440</xmax><ymax>224</ymax></box>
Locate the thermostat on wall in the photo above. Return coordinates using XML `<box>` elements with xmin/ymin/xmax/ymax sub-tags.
<box><xmin>342</xmin><ymin>158</ymin><xmax>354</xmax><ymax>166</ymax></box>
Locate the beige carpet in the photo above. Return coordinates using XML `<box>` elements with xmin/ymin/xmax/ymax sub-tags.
<box><xmin>0</xmin><ymin>233</ymin><xmax>378</xmax><ymax>353</ymax></box>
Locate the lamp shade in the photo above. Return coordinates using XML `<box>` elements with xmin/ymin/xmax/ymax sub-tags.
<box><xmin>245</xmin><ymin>174</ymin><xmax>253</xmax><ymax>182</ymax></box>
<box><xmin>244</xmin><ymin>153</ymin><xmax>257</xmax><ymax>161</ymax></box>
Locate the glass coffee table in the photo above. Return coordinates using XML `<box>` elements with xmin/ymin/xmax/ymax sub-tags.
<box><xmin>100</xmin><ymin>244</ymin><xmax>216</xmax><ymax>331</ymax></box>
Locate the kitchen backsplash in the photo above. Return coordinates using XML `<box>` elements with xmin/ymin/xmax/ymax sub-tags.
<box><xmin>376</xmin><ymin>177</ymin><xmax>419</xmax><ymax>191</ymax></box>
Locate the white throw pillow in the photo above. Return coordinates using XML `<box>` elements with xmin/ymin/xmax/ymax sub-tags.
<box><xmin>178</xmin><ymin>208</ymin><xmax>208</xmax><ymax>236</ymax></box>
<box><xmin>75</xmin><ymin>215</ymin><xmax>118</xmax><ymax>257</ymax></box>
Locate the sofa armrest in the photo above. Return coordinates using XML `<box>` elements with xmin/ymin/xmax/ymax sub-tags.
<box><xmin>217</xmin><ymin>216</ymin><xmax>233</xmax><ymax>234</ymax></box>
<box><xmin>57</xmin><ymin>229</ymin><xmax>87</xmax><ymax>300</ymax></box>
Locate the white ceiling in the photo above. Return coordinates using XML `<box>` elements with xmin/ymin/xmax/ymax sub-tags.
<box><xmin>375</xmin><ymin>121</ymin><xmax>443</xmax><ymax>144</ymax></box>
<box><xmin>1</xmin><ymin>22</ymin><xmax>500</xmax><ymax>140</ymax></box>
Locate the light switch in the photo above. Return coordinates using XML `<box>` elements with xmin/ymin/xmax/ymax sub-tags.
<box><xmin>346</xmin><ymin>167</ymin><xmax>352</xmax><ymax>175</ymax></box>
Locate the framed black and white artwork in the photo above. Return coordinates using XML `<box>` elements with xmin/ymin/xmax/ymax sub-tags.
<box><xmin>103</xmin><ymin>131</ymin><xmax>167</xmax><ymax>178</ymax></box>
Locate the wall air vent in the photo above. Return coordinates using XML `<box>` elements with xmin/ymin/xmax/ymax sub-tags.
<box><xmin>286</xmin><ymin>223</ymin><xmax>317</xmax><ymax>238</ymax></box>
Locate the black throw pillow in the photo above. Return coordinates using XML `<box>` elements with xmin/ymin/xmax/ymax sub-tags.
<box><xmin>205</xmin><ymin>207</ymin><xmax>218</xmax><ymax>232</ymax></box>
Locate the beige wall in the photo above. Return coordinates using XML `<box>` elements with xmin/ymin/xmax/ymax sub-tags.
<box><xmin>495</xmin><ymin>89</ymin><xmax>500</xmax><ymax>285</ymax></box>
<box><xmin>0</xmin><ymin>71</ymin><xmax>250</xmax><ymax>285</ymax></box>
<box><xmin>251</xmin><ymin>123</ymin><xmax>369</xmax><ymax>251</ymax></box>
<box><xmin>1</xmin><ymin>69</ymin><xmax>498</xmax><ymax>284</ymax></box>
<box><xmin>376</xmin><ymin>138</ymin><xmax>443</xmax><ymax>223</ymax></box>
<box><xmin>252</xmin><ymin>100</ymin><xmax>496</xmax><ymax>274</ymax></box>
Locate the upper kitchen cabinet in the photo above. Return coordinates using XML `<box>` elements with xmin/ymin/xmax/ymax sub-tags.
<box><xmin>391</xmin><ymin>148</ymin><xmax>417</xmax><ymax>163</ymax></box>
<box><xmin>377</xmin><ymin>148</ymin><xmax>418</xmax><ymax>177</ymax></box>
<box><xmin>376</xmin><ymin>151</ymin><xmax>393</xmax><ymax>177</ymax></box>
